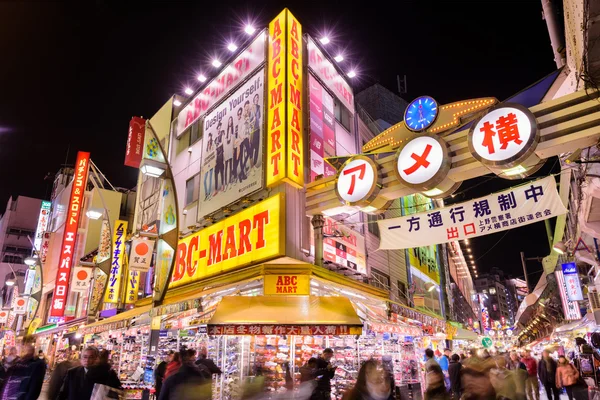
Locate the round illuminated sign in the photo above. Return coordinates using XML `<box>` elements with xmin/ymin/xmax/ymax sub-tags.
<box><xmin>481</xmin><ymin>337</ymin><xmax>493</xmax><ymax>348</ymax></box>
<box><xmin>405</xmin><ymin>96</ymin><xmax>439</xmax><ymax>132</ymax></box>
<box><xmin>469</xmin><ymin>103</ymin><xmax>539</xmax><ymax>165</ymax></box>
<box><xmin>506</xmin><ymin>329</ymin><xmax>513</xmax><ymax>337</ymax></box>
<box><xmin>395</xmin><ymin>135</ymin><xmax>451</xmax><ymax>190</ymax></box>
<box><xmin>335</xmin><ymin>156</ymin><xmax>380</xmax><ymax>207</ymax></box>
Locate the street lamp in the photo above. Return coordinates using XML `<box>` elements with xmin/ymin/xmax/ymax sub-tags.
<box><xmin>85</xmin><ymin>208</ymin><xmax>104</xmax><ymax>220</ymax></box>
<box><xmin>24</xmin><ymin>257</ymin><xmax>37</xmax><ymax>268</ymax></box>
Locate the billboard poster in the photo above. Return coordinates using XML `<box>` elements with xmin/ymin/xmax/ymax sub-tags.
<box><xmin>50</xmin><ymin>151</ymin><xmax>90</xmax><ymax>317</ymax></box>
<box><xmin>322</xmin><ymin>217</ymin><xmax>366</xmax><ymax>274</ymax></box>
<box><xmin>198</xmin><ymin>70</ymin><xmax>264</xmax><ymax>219</ymax></box>
<box><xmin>125</xmin><ymin>117</ymin><xmax>146</xmax><ymax>168</ymax></box>
<box><xmin>309</xmin><ymin>74</ymin><xmax>336</xmax><ymax>181</ymax></box>
<box><xmin>129</xmin><ymin>238</ymin><xmax>154</xmax><ymax>272</ymax></box>
<box><xmin>562</xmin><ymin>262</ymin><xmax>584</xmax><ymax>301</ymax></box>
<box><xmin>136</xmin><ymin>175</ymin><xmax>161</xmax><ymax>234</ymax></box>
<box><xmin>556</xmin><ymin>270</ymin><xmax>582</xmax><ymax>320</ymax></box>
<box><xmin>40</xmin><ymin>232</ymin><xmax>51</xmax><ymax>264</ymax></box>
<box><xmin>104</xmin><ymin>220</ymin><xmax>128</xmax><ymax>304</ymax></box>
<box><xmin>33</xmin><ymin>200</ymin><xmax>51</xmax><ymax>253</ymax></box>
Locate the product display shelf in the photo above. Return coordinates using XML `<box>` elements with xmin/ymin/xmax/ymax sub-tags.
<box><xmin>251</xmin><ymin>335</ymin><xmax>290</xmax><ymax>397</ymax></box>
<box><xmin>330</xmin><ymin>336</ymin><xmax>359</xmax><ymax>400</ymax></box>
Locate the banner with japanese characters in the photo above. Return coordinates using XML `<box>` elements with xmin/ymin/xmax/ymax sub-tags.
<box><xmin>378</xmin><ymin>176</ymin><xmax>567</xmax><ymax>249</ymax></box>
<box><xmin>71</xmin><ymin>267</ymin><xmax>92</xmax><ymax>293</ymax></box>
<box><xmin>129</xmin><ymin>238</ymin><xmax>154</xmax><ymax>272</ymax></box>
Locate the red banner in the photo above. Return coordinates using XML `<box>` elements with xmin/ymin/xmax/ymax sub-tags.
<box><xmin>207</xmin><ymin>324</ymin><xmax>362</xmax><ymax>336</ymax></box>
<box><xmin>50</xmin><ymin>151</ymin><xmax>90</xmax><ymax>317</ymax></box>
<box><xmin>124</xmin><ymin>117</ymin><xmax>145</xmax><ymax>168</ymax></box>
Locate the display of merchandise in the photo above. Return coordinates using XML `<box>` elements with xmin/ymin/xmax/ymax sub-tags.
<box><xmin>331</xmin><ymin>336</ymin><xmax>359</xmax><ymax>400</ymax></box>
<box><xmin>252</xmin><ymin>335</ymin><xmax>290</xmax><ymax>396</ymax></box>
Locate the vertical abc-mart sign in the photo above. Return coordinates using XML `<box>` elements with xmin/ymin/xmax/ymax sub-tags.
<box><xmin>334</xmin><ymin>99</ymin><xmax>542</xmax><ymax>209</ymax></box>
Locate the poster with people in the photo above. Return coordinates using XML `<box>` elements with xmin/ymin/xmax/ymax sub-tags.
<box><xmin>198</xmin><ymin>69</ymin><xmax>265</xmax><ymax>218</ymax></box>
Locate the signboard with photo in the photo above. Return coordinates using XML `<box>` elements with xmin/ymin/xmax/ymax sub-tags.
<box><xmin>309</xmin><ymin>74</ymin><xmax>336</xmax><ymax>181</ymax></box>
<box><xmin>198</xmin><ymin>70</ymin><xmax>265</xmax><ymax>219</ymax></box>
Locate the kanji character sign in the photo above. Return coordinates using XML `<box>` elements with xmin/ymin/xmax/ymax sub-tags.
<box><xmin>396</xmin><ymin>135</ymin><xmax>449</xmax><ymax>187</ymax></box>
<box><xmin>470</xmin><ymin>105</ymin><xmax>537</xmax><ymax>163</ymax></box>
<box><xmin>336</xmin><ymin>156</ymin><xmax>379</xmax><ymax>205</ymax></box>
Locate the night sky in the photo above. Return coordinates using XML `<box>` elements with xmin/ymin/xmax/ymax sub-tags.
<box><xmin>0</xmin><ymin>1</ymin><xmax>558</xmax><ymax>282</ymax></box>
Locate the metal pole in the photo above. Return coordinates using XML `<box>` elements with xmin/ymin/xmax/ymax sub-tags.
<box><xmin>520</xmin><ymin>252</ymin><xmax>531</xmax><ymax>293</ymax></box>
<box><xmin>541</xmin><ymin>0</ymin><xmax>566</xmax><ymax>68</ymax></box>
<box><xmin>311</xmin><ymin>215</ymin><xmax>325</xmax><ymax>267</ymax></box>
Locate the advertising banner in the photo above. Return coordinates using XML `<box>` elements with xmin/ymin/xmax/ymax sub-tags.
<box><xmin>125</xmin><ymin>270</ymin><xmax>140</xmax><ymax>304</ymax></box>
<box><xmin>322</xmin><ymin>217</ymin><xmax>366</xmax><ymax>274</ymax></box>
<box><xmin>50</xmin><ymin>151</ymin><xmax>90</xmax><ymax>317</ymax></box>
<box><xmin>14</xmin><ymin>297</ymin><xmax>26</xmax><ymax>315</ymax></box>
<box><xmin>208</xmin><ymin>324</ymin><xmax>361</xmax><ymax>336</ymax></box>
<box><xmin>176</xmin><ymin>33</ymin><xmax>266</xmax><ymax>137</ymax></box>
<box><xmin>40</xmin><ymin>232</ymin><xmax>51</xmax><ymax>264</ymax></box>
<box><xmin>97</xmin><ymin>219</ymin><xmax>111</xmax><ymax>263</ymax></box>
<box><xmin>307</xmin><ymin>37</ymin><xmax>354</xmax><ymax>113</ymax></box>
<box><xmin>562</xmin><ymin>262</ymin><xmax>584</xmax><ymax>301</ymax></box>
<box><xmin>129</xmin><ymin>238</ymin><xmax>154</xmax><ymax>272</ymax></box>
<box><xmin>264</xmin><ymin>275</ymin><xmax>310</xmax><ymax>295</ymax></box>
<box><xmin>104</xmin><ymin>220</ymin><xmax>128</xmax><ymax>304</ymax></box>
<box><xmin>33</xmin><ymin>200</ymin><xmax>51</xmax><ymax>253</ymax></box>
<box><xmin>71</xmin><ymin>266</ymin><xmax>93</xmax><ymax>293</ymax></box>
<box><xmin>556</xmin><ymin>270</ymin><xmax>582</xmax><ymax>320</ymax></box>
<box><xmin>309</xmin><ymin>74</ymin><xmax>336</xmax><ymax>181</ymax></box>
<box><xmin>125</xmin><ymin>116</ymin><xmax>146</xmax><ymax>168</ymax></box>
<box><xmin>0</xmin><ymin>311</ymin><xmax>9</xmax><ymax>324</ymax></box>
<box><xmin>198</xmin><ymin>70</ymin><xmax>265</xmax><ymax>218</ymax></box>
<box><xmin>170</xmin><ymin>193</ymin><xmax>285</xmax><ymax>289</ymax></box>
<box><xmin>379</xmin><ymin>176</ymin><xmax>567</xmax><ymax>249</ymax></box>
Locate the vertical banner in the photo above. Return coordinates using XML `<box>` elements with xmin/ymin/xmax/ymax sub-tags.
<box><xmin>125</xmin><ymin>270</ymin><xmax>140</xmax><ymax>304</ymax></box>
<box><xmin>33</xmin><ymin>200</ymin><xmax>51</xmax><ymax>253</ymax></box>
<box><xmin>50</xmin><ymin>151</ymin><xmax>90</xmax><ymax>318</ymax></box>
<box><xmin>556</xmin><ymin>270</ymin><xmax>582</xmax><ymax>320</ymax></box>
<box><xmin>562</xmin><ymin>262</ymin><xmax>584</xmax><ymax>301</ymax></box>
<box><xmin>125</xmin><ymin>117</ymin><xmax>146</xmax><ymax>168</ymax></box>
<box><xmin>104</xmin><ymin>220</ymin><xmax>128</xmax><ymax>304</ymax></box>
<box><xmin>266</xmin><ymin>9</ymin><xmax>304</xmax><ymax>189</ymax></box>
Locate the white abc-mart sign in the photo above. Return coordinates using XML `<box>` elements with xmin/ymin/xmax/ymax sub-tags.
<box><xmin>0</xmin><ymin>310</ymin><xmax>8</xmax><ymax>323</ymax></box>
<box><xmin>14</xmin><ymin>297</ymin><xmax>26</xmax><ymax>315</ymax></box>
<box><xmin>335</xmin><ymin>156</ymin><xmax>380</xmax><ymax>207</ymax></box>
<box><xmin>395</xmin><ymin>135</ymin><xmax>450</xmax><ymax>190</ymax></box>
<box><xmin>469</xmin><ymin>104</ymin><xmax>539</xmax><ymax>164</ymax></box>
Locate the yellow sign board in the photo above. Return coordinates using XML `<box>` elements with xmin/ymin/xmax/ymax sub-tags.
<box><xmin>125</xmin><ymin>270</ymin><xmax>141</xmax><ymax>304</ymax></box>
<box><xmin>104</xmin><ymin>220</ymin><xmax>128</xmax><ymax>304</ymax></box>
<box><xmin>266</xmin><ymin>9</ymin><xmax>304</xmax><ymax>189</ymax></box>
<box><xmin>264</xmin><ymin>274</ymin><xmax>310</xmax><ymax>295</ymax></box>
<box><xmin>169</xmin><ymin>194</ymin><xmax>286</xmax><ymax>288</ymax></box>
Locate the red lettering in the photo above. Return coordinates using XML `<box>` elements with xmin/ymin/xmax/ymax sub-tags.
<box><xmin>271</xmin><ymin>19</ymin><xmax>282</xmax><ymax>42</ymax></box>
<box><xmin>272</xmin><ymin>38</ymin><xmax>281</xmax><ymax>60</ymax></box>
<box><xmin>291</xmin><ymin>128</ymin><xmax>300</xmax><ymax>153</ymax></box>
<box><xmin>173</xmin><ymin>243</ymin><xmax>187</xmax><ymax>281</ymax></box>
<box><xmin>291</xmin><ymin>152</ymin><xmax>301</xmax><ymax>177</ymax></box>
<box><xmin>291</xmin><ymin>37</ymin><xmax>299</xmax><ymax>59</ymax></box>
<box><xmin>238</xmin><ymin>219</ymin><xmax>252</xmax><ymax>255</ymax></box>
<box><xmin>290</xmin><ymin>107</ymin><xmax>300</xmax><ymax>131</ymax></box>
<box><xmin>290</xmin><ymin>19</ymin><xmax>299</xmax><ymax>40</ymax></box>
<box><xmin>291</xmin><ymin>276</ymin><xmax>298</xmax><ymax>285</ymax></box>
<box><xmin>276</xmin><ymin>276</ymin><xmax>284</xmax><ymax>285</ymax></box>
<box><xmin>283</xmin><ymin>276</ymin><xmax>291</xmax><ymax>285</ymax></box>
<box><xmin>276</xmin><ymin>287</ymin><xmax>283</xmax><ymax>293</ymax></box>
<box><xmin>271</xmin><ymin>107</ymin><xmax>281</xmax><ymax>130</ymax></box>
<box><xmin>271</xmin><ymin>153</ymin><xmax>282</xmax><ymax>176</ymax></box>
<box><xmin>222</xmin><ymin>225</ymin><xmax>237</xmax><ymax>261</ymax></box>
<box><xmin>271</xmin><ymin>57</ymin><xmax>281</xmax><ymax>80</ymax></box>
<box><xmin>270</xmin><ymin>84</ymin><xmax>283</xmax><ymax>109</ymax></box>
<box><xmin>207</xmin><ymin>230</ymin><xmax>223</xmax><ymax>266</ymax></box>
<box><xmin>271</xmin><ymin>128</ymin><xmax>282</xmax><ymax>152</ymax></box>
<box><xmin>291</xmin><ymin>59</ymin><xmax>299</xmax><ymax>80</ymax></box>
<box><xmin>253</xmin><ymin>210</ymin><xmax>269</xmax><ymax>249</ymax></box>
<box><xmin>289</xmin><ymin>84</ymin><xmax>301</xmax><ymax>109</ymax></box>
<box><xmin>187</xmin><ymin>236</ymin><xmax>198</xmax><ymax>278</ymax></box>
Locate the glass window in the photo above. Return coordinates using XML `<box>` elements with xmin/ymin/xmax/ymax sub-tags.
<box><xmin>185</xmin><ymin>174</ymin><xmax>200</xmax><ymax>206</ymax></box>
<box><xmin>370</xmin><ymin>269</ymin><xmax>390</xmax><ymax>290</ymax></box>
<box><xmin>190</xmin><ymin>121</ymin><xmax>201</xmax><ymax>146</ymax></box>
<box><xmin>489</xmin><ymin>287</ymin><xmax>496</xmax><ymax>295</ymax></box>
<box><xmin>334</xmin><ymin>101</ymin><xmax>352</xmax><ymax>132</ymax></box>
<box><xmin>367</xmin><ymin>214</ymin><xmax>380</xmax><ymax>238</ymax></box>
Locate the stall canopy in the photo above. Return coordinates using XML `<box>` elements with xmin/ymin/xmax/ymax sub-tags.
<box><xmin>453</xmin><ymin>328</ymin><xmax>478</xmax><ymax>341</ymax></box>
<box><xmin>207</xmin><ymin>295</ymin><xmax>363</xmax><ymax>335</ymax></box>
<box><xmin>555</xmin><ymin>312</ymin><xmax>595</xmax><ymax>334</ymax></box>
<box><xmin>80</xmin><ymin>304</ymin><xmax>152</xmax><ymax>335</ymax></box>
<box><xmin>516</xmin><ymin>272</ymin><xmax>549</xmax><ymax>324</ymax></box>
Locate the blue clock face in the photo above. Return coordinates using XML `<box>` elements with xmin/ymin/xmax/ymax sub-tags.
<box><xmin>405</xmin><ymin>96</ymin><xmax>438</xmax><ymax>132</ymax></box>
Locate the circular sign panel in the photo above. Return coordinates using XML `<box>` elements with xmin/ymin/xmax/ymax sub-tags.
<box><xmin>395</xmin><ymin>135</ymin><xmax>450</xmax><ymax>190</ymax></box>
<box><xmin>404</xmin><ymin>96</ymin><xmax>439</xmax><ymax>132</ymax></box>
<box><xmin>335</xmin><ymin>156</ymin><xmax>380</xmax><ymax>207</ymax></box>
<box><xmin>481</xmin><ymin>336</ymin><xmax>493</xmax><ymax>348</ymax></box>
<box><xmin>469</xmin><ymin>103</ymin><xmax>538</xmax><ymax>165</ymax></box>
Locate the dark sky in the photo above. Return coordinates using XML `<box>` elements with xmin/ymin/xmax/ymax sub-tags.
<box><xmin>0</xmin><ymin>1</ymin><xmax>558</xmax><ymax>281</ymax></box>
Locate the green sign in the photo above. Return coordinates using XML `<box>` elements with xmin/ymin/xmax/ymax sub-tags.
<box><xmin>481</xmin><ymin>337</ymin><xmax>493</xmax><ymax>348</ymax></box>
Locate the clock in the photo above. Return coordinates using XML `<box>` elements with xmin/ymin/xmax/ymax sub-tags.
<box><xmin>404</xmin><ymin>96</ymin><xmax>438</xmax><ymax>132</ymax></box>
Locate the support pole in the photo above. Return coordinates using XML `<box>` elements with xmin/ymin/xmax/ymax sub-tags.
<box><xmin>311</xmin><ymin>215</ymin><xmax>325</xmax><ymax>267</ymax></box>
<box><xmin>520</xmin><ymin>251</ymin><xmax>531</xmax><ymax>293</ymax></box>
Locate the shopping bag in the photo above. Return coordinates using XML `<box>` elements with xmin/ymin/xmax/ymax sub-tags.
<box><xmin>90</xmin><ymin>383</ymin><xmax>125</xmax><ymax>400</ymax></box>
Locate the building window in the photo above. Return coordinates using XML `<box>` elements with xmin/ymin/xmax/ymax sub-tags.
<box><xmin>398</xmin><ymin>281</ymin><xmax>408</xmax><ymax>303</ymax></box>
<box><xmin>367</xmin><ymin>214</ymin><xmax>380</xmax><ymax>238</ymax></box>
<box><xmin>185</xmin><ymin>174</ymin><xmax>200</xmax><ymax>206</ymax></box>
<box><xmin>335</xmin><ymin>101</ymin><xmax>352</xmax><ymax>132</ymax></box>
<box><xmin>370</xmin><ymin>268</ymin><xmax>390</xmax><ymax>290</ymax></box>
<box><xmin>2</xmin><ymin>255</ymin><xmax>22</xmax><ymax>264</ymax></box>
<box><xmin>190</xmin><ymin>121</ymin><xmax>202</xmax><ymax>146</ymax></box>
<box><xmin>489</xmin><ymin>287</ymin><xmax>496</xmax><ymax>295</ymax></box>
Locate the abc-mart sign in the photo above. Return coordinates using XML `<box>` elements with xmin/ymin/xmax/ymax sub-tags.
<box><xmin>335</xmin><ymin>102</ymin><xmax>541</xmax><ymax>208</ymax></box>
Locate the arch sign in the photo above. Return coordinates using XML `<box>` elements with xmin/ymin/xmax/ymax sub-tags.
<box><xmin>334</xmin><ymin>97</ymin><xmax>541</xmax><ymax>210</ymax></box>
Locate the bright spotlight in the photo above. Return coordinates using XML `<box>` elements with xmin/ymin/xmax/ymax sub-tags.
<box><xmin>244</xmin><ymin>25</ymin><xmax>256</xmax><ymax>35</ymax></box>
<box><xmin>212</xmin><ymin>59</ymin><xmax>222</xmax><ymax>68</ymax></box>
<box><xmin>184</xmin><ymin>88</ymin><xmax>193</xmax><ymax>95</ymax></box>
<box><xmin>197</xmin><ymin>74</ymin><xmax>207</xmax><ymax>82</ymax></box>
<box><xmin>227</xmin><ymin>43</ymin><xmax>238</xmax><ymax>52</ymax></box>
<box><xmin>174</xmin><ymin>99</ymin><xmax>182</xmax><ymax>107</ymax></box>
<box><xmin>319</xmin><ymin>36</ymin><xmax>330</xmax><ymax>45</ymax></box>
<box><xmin>347</xmin><ymin>70</ymin><xmax>356</xmax><ymax>78</ymax></box>
<box><xmin>334</xmin><ymin>54</ymin><xmax>344</xmax><ymax>62</ymax></box>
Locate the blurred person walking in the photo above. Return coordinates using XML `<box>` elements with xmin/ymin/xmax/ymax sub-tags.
<box><xmin>520</xmin><ymin>351</ymin><xmax>539</xmax><ymax>400</ymax></box>
<box><xmin>314</xmin><ymin>348</ymin><xmax>337</xmax><ymax>400</ymax></box>
<box><xmin>155</xmin><ymin>350</ymin><xmax>174</xmax><ymax>399</ymax></box>
<box><xmin>556</xmin><ymin>356</ymin><xmax>580</xmax><ymax>400</ymax></box>
<box><xmin>343</xmin><ymin>359</ymin><xmax>395</xmax><ymax>400</ymax></box>
<box><xmin>47</xmin><ymin>349</ymin><xmax>80</xmax><ymax>400</ymax></box>
<box><xmin>0</xmin><ymin>344</ymin><xmax>46</xmax><ymax>400</ymax></box>
<box><xmin>164</xmin><ymin>351</ymin><xmax>182</xmax><ymax>380</ymax></box>
<box><xmin>538</xmin><ymin>350</ymin><xmax>559</xmax><ymax>400</ymax></box>
<box><xmin>425</xmin><ymin>363</ymin><xmax>450</xmax><ymax>400</ymax></box>
<box><xmin>159</xmin><ymin>349</ymin><xmax>211</xmax><ymax>400</ymax></box>
<box><xmin>448</xmin><ymin>354</ymin><xmax>462</xmax><ymax>400</ymax></box>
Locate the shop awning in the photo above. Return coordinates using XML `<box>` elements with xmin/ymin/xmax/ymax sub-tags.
<box><xmin>79</xmin><ymin>305</ymin><xmax>152</xmax><ymax>335</ymax></box>
<box><xmin>555</xmin><ymin>313</ymin><xmax>594</xmax><ymax>334</ymax></box>
<box><xmin>453</xmin><ymin>328</ymin><xmax>478</xmax><ymax>341</ymax></box>
<box><xmin>207</xmin><ymin>295</ymin><xmax>363</xmax><ymax>335</ymax></box>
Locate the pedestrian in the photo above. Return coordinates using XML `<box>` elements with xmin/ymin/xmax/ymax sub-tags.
<box><xmin>37</xmin><ymin>350</ymin><xmax>48</xmax><ymax>366</ymax></box>
<box><xmin>439</xmin><ymin>349</ymin><xmax>451</xmax><ymax>389</ymax></box>
<box><xmin>159</xmin><ymin>349</ymin><xmax>211</xmax><ymax>400</ymax></box>
<box><xmin>57</xmin><ymin>346</ymin><xmax>121</xmax><ymax>400</ymax></box>
<box><xmin>448</xmin><ymin>354</ymin><xmax>462</xmax><ymax>400</ymax></box>
<box><xmin>425</xmin><ymin>348</ymin><xmax>440</xmax><ymax>371</ymax></box>
<box><xmin>195</xmin><ymin>348</ymin><xmax>221</xmax><ymax>376</ymax></box>
<box><xmin>314</xmin><ymin>348</ymin><xmax>337</xmax><ymax>400</ymax></box>
<box><xmin>538</xmin><ymin>350</ymin><xmax>559</xmax><ymax>400</ymax></box>
<box><xmin>164</xmin><ymin>351</ymin><xmax>182</xmax><ymax>380</ymax></box>
<box><xmin>155</xmin><ymin>350</ymin><xmax>174</xmax><ymax>399</ymax></box>
<box><xmin>556</xmin><ymin>356</ymin><xmax>580</xmax><ymax>400</ymax></box>
<box><xmin>2</xmin><ymin>347</ymin><xmax>18</xmax><ymax>371</ymax></box>
<box><xmin>520</xmin><ymin>350</ymin><xmax>539</xmax><ymax>400</ymax></box>
<box><xmin>343</xmin><ymin>359</ymin><xmax>394</xmax><ymax>400</ymax></box>
<box><xmin>508</xmin><ymin>352</ymin><xmax>527</xmax><ymax>400</ymax></box>
<box><xmin>300</xmin><ymin>358</ymin><xmax>318</xmax><ymax>383</ymax></box>
<box><xmin>47</xmin><ymin>349</ymin><xmax>80</xmax><ymax>400</ymax></box>
<box><xmin>0</xmin><ymin>344</ymin><xmax>46</xmax><ymax>400</ymax></box>
<box><xmin>425</xmin><ymin>363</ymin><xmax>450</xmax><ymax>400</ymax></box>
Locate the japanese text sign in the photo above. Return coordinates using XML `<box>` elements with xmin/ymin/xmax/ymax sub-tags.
<box><xmin>124</xmin><ymin>116</ymin><xmax>146</xmax><ymax>168</ymax></box>
<box><xmin>469</xmin><ymin>104</ymin><xmax>538</xmax><ymax>164</ymax></box>
<box><xmin>335</xmin><ymin>156</ymin><xmax>380</xmax><ymax>206</ymax></box>
<box><xmin>125</xmin><ymin>270</ymin><xmax>140</xmax><ymax>304</ymax></box>
<box><xmin>129</xmin><ymin>238</ymin><xmax>154</xmax><ymax>272</ymax></box>
<box><xmin>50</xmin><ymin>151</ymin><xmax>90</xmax><ymax>317</ymax></box>
<box><xmin>378</xmin><ymin>176</ymin><xmax>566</xmax><ymax>249</ymax></box>
<box><xmin>395</xmin><ymin>135</ymin><xmax>450</xmax><ymax>190</ymax></box>
<box><xmin>555</xmin><ymin>270</ymin><xmax>582</xmax><ymax>320</ymax></box>
<box><xmin>13</xmin><ymin>297</ymin><xmax>26</xmax><ymax>315</ymax></box>
<box><xmin>562</xmin><ymin>262</ymin><xmax>584</xmax><ymax>301</ymax></box>
<box><xmin>175</xmin><ymin>33</ymin><xmax>266</xmax><ymax>137</ymax></box>
<box><xmin>104</xmin><ymin>220</ymin><xmax>128</xmax><ymax>304</ymax></box>
<box><xmin>208</xmin><ymin>324</ymin><xmax>362</xmax><ymax>336</ymax></box>
<box><xmin>0</xmin><ymin>311</ymin><xmax>8</xmax><ymax>324</ymax></box>
<box><xmin>71</xmin><ymin>266</ymin><xmax>92</xmax><ymax>293</ymax></box>
<box><xmin>264</xmin><ymin>275</ymin><xmax>310</xmax><ymax>295</ymax></box>
<box><xmin>266</xmin><ymin>9</ymin><xmax>304</xmax><ymax>189</ymax></box>
<box><xmin>170</xmin><ymin>193</ymin><xmax>285</xmax><ymax>288</ymax></box>
<box><xmin>33</xmin><ymin>201</ymin><xmax>51</xmax><ymax>253</ymax></box>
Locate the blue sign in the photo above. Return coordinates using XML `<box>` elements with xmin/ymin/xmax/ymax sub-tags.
<box><xmin>159</xmin><ymin>330</ymin><xmax>168</xmax><ymax>338</ymax></box>
<box><xmin>561</xmin><ymin>262</ymin><xmax>584</xmax><ymax>301</ymax></box>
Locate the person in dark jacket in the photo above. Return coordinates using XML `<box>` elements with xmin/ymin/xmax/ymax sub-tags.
<box><xmin>159</xmin><ymin>349</ymin><xmax>211</xmax><ymax>400</ymax></box>
<box><xmin>300</xmin><ymin>358</ymin><xmax>318</xmax><ymax>383</ymax></box>
<box><xmin>47</xmin><ymin>349</ymin><xmax>80</xmax><ymax>400</ymax></box>
<box><xmin>0</xmin><ymin>344</ymin><xmax>46</xmax><ymax>400</ymax></box>
<box><xmin>314</xmin><ymin>348</ymin><xmax>337</xmax><ymax>400</ymax></box>
<box><xmin>155</xmin><ymin>350</ymin><xmax>174</xmax><ymax>399</ymax></box>
<box><xmin>57</xmin><ymin>346</ymin><xmax>121</xmax><ymax>400</ymax></box>
<box><xmin>538</xmin><ymin>350</ymin><xmax>559</xmax><ymax>400</ymax></box>
<box><xmin>448</xmin><ymin>354</ymin><xmax>462</xmax><ymax>400</ymax></box>
<box><xmin>195</xmin><ymin>349</ymin><xmax>221</xmax><ymax>376</ymax></box>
